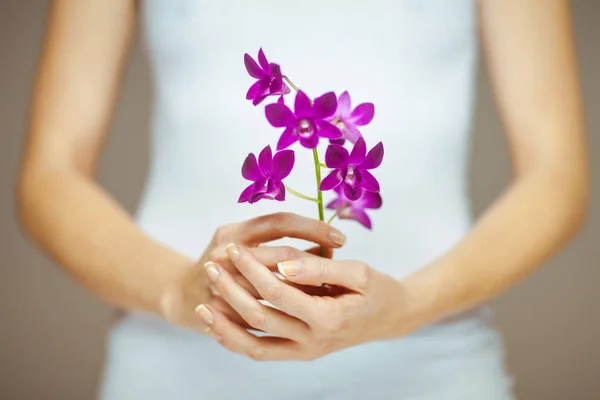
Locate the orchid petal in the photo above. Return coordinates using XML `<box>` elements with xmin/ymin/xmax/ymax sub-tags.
<box><xmin>342</xmin><ymin>121</ymin><xmax>362</xmax><ymax>143</ymax></box>
<box><xmin>360</xmin><ymin>169</ymin><xmax>380</xmax><ymax>192</ymax></box>
<box><xmin>271</xmin><ymin>149</ymin><xmax>295</xmax><ymax>180</ymax></box>
<box><xmin>294</xmin><ymin>91</ymin><xmax>312</xmax><ymax>118</ymax></box>
<box><xmin>359</xmin><ymin>142</ymin><xmax>384</xmax><ymax>169</ymax></box>
<box><xmin>330</xmin><ymin>138</ymin><xmax>346</xmax><ymax>145</ymax></box>
<box><xmin>299</xmin><ymin>132</ymin><xmax>319</xmax><ymax>148</ymax></box>
<box><xmin>257</xmin><ymin>48</ymin><xmax>270</xmax><ymax>71</ymax></box>
<box><xmin>252</xmin><ymin>93</ymin><xmax>269</xmax><ymax>106</ymax></box>
<box><xmin>276</xmin><ymin>127</ymin><xmax>298</xmax><ymax>150</ymax></box>
<box><xmin>265</xmin><ymin>104</ymin><xmax>295</xmax><ymax>127</ymax></box>
<box><xmin>274</xmin><ymin>181</ymin><xmax>286</xmax><ymax>201</ymax></box>
<box><xmin>244</xmin><ymin>54</ymin><xmax>264</xmax><ymax>79</ymax></box>
<box><xmin>258</xmin><ymin>146</ymin><xmax>272</xmax><ymax>176</ymax></box>
<box><xmin>265</xmin><ymin>179</ymin><xmax>280</xmax><ymax>198</ymax></box>
<box><xmin>320</xmin><ymin>169</ymin><xmax>343</xmax><ymax>191</ymax></box>
<box><xmin>349</xmin><ymin>103</ymin><xmax>375</xmax><ymax>126</ymax></box>
<box><xmin>343</xmin><ymin>181</ymin><xmax>363</xmax><ymax>201</ymax></box>
<box><xmin>326</xmin><ymin>197</ymin><xmax>346</xmax><ymax>210</ymax></box>
<box><xmin>241</xmin><ymin>153</ymin><xmax>263</xmax><ymax>181</ymax></box>
<box><xmin>237</xmin><ymin>183</ymin><xmax>256</xmax><ymax>203</ymax></box>
<box><xmin>269</xmin><ymin>63</ymin><xmax>283</xmax><ymax>79</ymax></box>
<box><xmin>349</xmin><ymin>137</ymin><xmax>367</xmax><ymax>164</ymax></box>
<box><xmin>316</xmin><ymin>120</ymin><xmax>342</xmax><ymax>139</ymax></box>
<box><xmin>337</xmin><ymin>91</ymin><xmax>352</xmax><ymax>117</ymax></box>
<box><xmin>312</xmin><ymin>92</ymin><xmax>337</xmax><ymax>119</ymax></box>
<box><xmin>346</xmin><ymin>208</ymin><xmax>372</xmax><ymax>229</ymax></box>
<box><xmin>362</xmin><ymin>191</ymin><xmax>383</xmax><ymax>209</ymax></box>
<box><xmin>249</xmin><ymin>192</ymin><xmax>266</xmax><ymax>204</ymax></box>
<box><xmin>246</xmin><ymin>81</ymin><xmax>263</xmax><ymax>100</ymax></box>
<box><xmin>325</xmin><ymin>145</ymin><xmax>349</xmax><ymax>168</ymax></box>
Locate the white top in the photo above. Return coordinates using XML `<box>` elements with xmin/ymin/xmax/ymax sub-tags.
<box><xmin>99</xmin><ymin>1</ymin><xmax>514</xmax><ymax>399</ymax></box>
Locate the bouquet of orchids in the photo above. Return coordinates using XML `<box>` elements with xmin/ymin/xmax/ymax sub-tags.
<box><xmin>238</xmin><ymin>49</ymin><xmax>384</xmax><ymax>244</ymax></box>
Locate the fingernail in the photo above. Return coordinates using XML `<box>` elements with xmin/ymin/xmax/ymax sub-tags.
<box><xmin>226</xmin><ymin>243</ymin><xmax>240</xmax><ymax>262</ymax></box>
<box><xmin>204</xmin><ymin>261</ymin><xmax>220</xmax><ymax>282</ymax></box>
<box><xmin>195</xmin><ymin>304</ymin><xmax>213</xmax><ymax>324</ymax></box>
<box><xmin>209</xmin><ymin>285</ymin><xmax>220</xmax><ymax>297</ymax></box>
<box><xmin>277</xmin><ymin>260</ymin><xmax>302</xmax><ymax>276</ymax></box>
<box><xmin>330</xmin><ymin>230</ymin><xmax>346</xmax><ymax>246</ymax></box>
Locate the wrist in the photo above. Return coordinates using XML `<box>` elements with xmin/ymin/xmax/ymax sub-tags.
<box><xmin>158</xmin><ymin>258</ymin><xmax>203</xmax><ymax>324</ymax></box>
<box><xmin>389</xmin><ymin>267</ymin><xmax>449</xmax><ymax>337</ymax></box>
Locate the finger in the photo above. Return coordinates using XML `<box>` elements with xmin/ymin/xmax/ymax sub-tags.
<box><xmin>236</xmin><ymin>212</ymin><xmax>346</xmax><ymax>248</ymax></box>
<box><xmin>209</xmin><ymin>244</ymin><xmax>320</xmax><ymax>274</ymax></box>
<box><xmin>276</xmin><ymin>258</ymin><xmax>369</xmax><ymax>294</ymax></box>
<box><xmin>196</xmin><ymin>304</ymin><xmax>302</xmax><ymax>361</ymax></box>
<box><xmin>204</xmin><ymin>261</ymin><xmax>309</xmax><ymax>342</ymax></box>
<box><xmin>208</xmin><ymin>295</ymin><xmax>254</xmax><ymax>330</ymax></box>
<box><xmin>226</xmin><ymin>243</ymin><xmax>317</xmax><ymax>323</ymax></box>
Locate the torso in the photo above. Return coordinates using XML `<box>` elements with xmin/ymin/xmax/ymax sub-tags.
<box><xmin>99</xmin><ymin>1</ymin><xmax>514</xmax><ymax>398</ymax></box>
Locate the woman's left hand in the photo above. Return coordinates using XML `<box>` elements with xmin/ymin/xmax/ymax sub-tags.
<box><xmin>196</xmin><ymin>243</ymin><xmax>408</xmax><ymax>361</ymax></box>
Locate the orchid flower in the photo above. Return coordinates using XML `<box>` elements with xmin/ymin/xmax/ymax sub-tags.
<box><xmin>320</xmin><ymin>137</ymin><xmax>384</xmax><ymax>201</ymax></box>
<box><xmin>238</xmin><ymin>145</ymin><xmax>295</xmax><ymax>204</ymax></box>
<box><xmin>265</xmin><ymin>91</ymin><xmax>343</xmax><ymax>150</ymax></box>
<box><xmin>327</xmin><ymin>186</ymin><xmax>382</xmax><ymax>229</ymax></box>
<box><xmin>328</xmin><ymin>91</ymin><xmax>375</xmax><ymax>145</ymax></box>
<box><xmin>244</xmin><ymin>49</ymin><xmax>290</xmax><ymax>106</ymax></box>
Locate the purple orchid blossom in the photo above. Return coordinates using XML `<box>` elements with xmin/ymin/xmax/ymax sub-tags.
<box><xmin>320</xmin><ymin>137</ymin><xmax>384</xmax><ymax>201</ymax></box>
<box><xmin>328</xmin><ymin>91</ymin><xmax>375</xmax><ymax>145</ymax></box>
<box><xmin>265</xmin><ymin>91</ymin><xmax>343</xmax><ymax>150</ymax></box>
<box><xmin>244</xmin><ymin>49</ymin><xmax>291</xmax><ymax>106</ymax></box>
<box><xmin>327</xmin><ymin>186</ymin><xmax>382</xmax><ymax>229</ymax></box>
<box><xmin>238</xmin><ymin>145</ymin><xmax>295</xmax><ymax>204</ymax></box>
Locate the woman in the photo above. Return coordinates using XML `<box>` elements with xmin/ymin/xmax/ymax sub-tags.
<box><xmin>17</xmin><ymin>0</ymin><xmax>588</xmax><ymax>399</ymax></box>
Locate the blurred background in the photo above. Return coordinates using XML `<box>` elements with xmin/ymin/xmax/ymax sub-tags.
<box><xmin>1</xmin><ymin>1</ymin><xmax>598</xmax><ymax>399</ymax></box>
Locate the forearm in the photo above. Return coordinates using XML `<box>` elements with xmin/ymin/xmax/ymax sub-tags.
<box><xmin>17</xmin><ymin>168</ymin><xmax>192</xmax><ymax>315</ymax></box>
<box><xmin>399</xmin><ymin>165</ymin><xmax>588</xmax><ymax>332</ymax></box>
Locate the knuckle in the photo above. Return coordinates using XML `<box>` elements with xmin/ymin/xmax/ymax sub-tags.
<box><xmin>268</xmin><ymin>212</ymin><xmax>292</xmax><ymax>233</ymax></box>
<box><xmin>247</xmin><ymin>343</ymin><xmax>266</xmax><ymax>361</ymax></box>
<box><xmin>246</xmin><ymin>308</ymin><xmax>267</xmax><ymax>330</ymax></box>
<box><xmin>262</xmin><ymin>283</ymin><xmax>284</xmax><ymax>304</ymax></box>
<box><xmin>278</xmin><ymin>246</ymin><xmax>297</xmax><ymax>261</ymax></box>
<box><xmin>316</xmin><ymin>258</ymin><xmax>329</xmax><ymax>280</ymax></box>
<box><xmin>355</xmin><ymin>262</ymin><xmax>371</xmax><ymax>291</ymax></box>
<box><xmin>214</xmin><ymin>225</ymin><xmax>233</xmax><ymax>243</ymax></box>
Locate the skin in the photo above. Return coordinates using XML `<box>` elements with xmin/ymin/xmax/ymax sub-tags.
<box><xmin>18</xmin><ymin>0</ymin><xmax>588</xmax><ymax>362</ymax></box>
<box><xmin>198</xmin><ymin>0</ymin><xmax>590</xmax><ymax>360</ymax></box>
<box><xmin>16</xmin><ymin>0</ymin><xmax>344</xmax><ymax>334</ymax></box>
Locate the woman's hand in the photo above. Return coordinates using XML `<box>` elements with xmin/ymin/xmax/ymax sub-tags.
<box><xmin>196</xmin><ymin>243</ymin><xmax>407</xmax><ymax>361</ymax></box>
<box><xmin>159</xmin><ymin>213</ymin><xmax>345</xmax><ymax>334</ymax></box>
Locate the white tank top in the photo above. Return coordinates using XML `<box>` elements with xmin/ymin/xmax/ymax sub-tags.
<box><xmin>98</xmin><ymin>2</ymin><xmax>516</xmax><ymax>399</ymax></box>
<box><xmin>137</xmin><ymin>0</ymin><xmax>477</xmax><ymax>278</ymax></box>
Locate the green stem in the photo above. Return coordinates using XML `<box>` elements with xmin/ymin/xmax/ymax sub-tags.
<box><xmin>319</xmin><ymin>162</ymin><xmax>328</xmax><ymax>168</ymax></box>
<box><xmin>285</xmin><ymin>185</ymin><xmax>320</xmax><ymax>203</ymax></box>
<box><xmin>282</xmin><ymin>75</ymin><xmax>300</xmax><ymax>93</ymax></box>
<box><xmin>312</xmin><ymin>148</ymin><xmax>327</xmax><ymax>257</ymax></box>
<box><xmin>327</xmin><ymin>212</ymin><xmax>338</xmax><ymax>224</ymax></box>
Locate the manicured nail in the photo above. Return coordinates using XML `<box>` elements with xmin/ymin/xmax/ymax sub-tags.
<box><xmin>195</xmin><ymin>304</ymin><xmax>213</xmax><ymax>324</ymax></box>
<box><xmin>277</xmin><ymin>260</ymin><xmax>302</xmax><ymax>276</ymax></box>
<box><xmin>330</xmin><ymin>230</ymin><xmax>346</xmax><ymax>246</ymax></box>
<box><xmin>204</xmin><ymin>261</ymin><xmax>220</xmax><ymax>282</ymax></box>
<box><xmin>226</xmin><ymin>243</ymin><xmax>240</xmax><ymax>262</ymax></box>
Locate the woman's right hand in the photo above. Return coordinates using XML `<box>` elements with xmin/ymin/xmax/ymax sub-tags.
<box><xmin>159</xmin><ymin>212</ymin><xmax>346</xmax><ymax>333</ymax></box>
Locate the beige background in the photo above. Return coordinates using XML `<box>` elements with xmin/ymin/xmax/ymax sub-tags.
<box><xmin>1</xmin><ymin>1</ymin><xmax>598</xmax><ymax>399</ymax></box>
